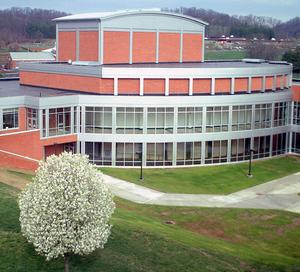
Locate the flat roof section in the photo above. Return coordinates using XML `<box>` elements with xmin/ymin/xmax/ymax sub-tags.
<box><xmin>20</xmin><ymin>61</ymin><xmax>292</xmax><ymax>79</ymax></box>
<box><xmin>0</xmin><ymin>79</ymin><xmax>79</xmax><ymax>98</ymax></box>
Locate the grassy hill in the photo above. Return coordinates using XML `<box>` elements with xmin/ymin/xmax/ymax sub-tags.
<box><xmin>0</xmin><ymin>168</ymin><xmax>300</xmax><ymax>271</ymax></box>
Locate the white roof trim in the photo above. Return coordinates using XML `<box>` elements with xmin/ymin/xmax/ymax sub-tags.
<box><xmin>53</xmin><ymin>10</ymin><xmax>209</xmax><ymax>26</ymax></box>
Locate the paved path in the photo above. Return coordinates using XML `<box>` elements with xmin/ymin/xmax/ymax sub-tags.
<box><xmin>103</xmin><ymin>172</ymin><xmax>300</xmax><ymax>213</ymax></box>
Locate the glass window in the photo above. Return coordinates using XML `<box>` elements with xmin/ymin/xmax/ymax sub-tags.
<box><xmin>293</xmin><ymin>102</ymin><xmax>300</xmax><ymax>125</ymax></box>
<box><xmin>2</xmin><ymin>108</ymin><xmax>18</xmax><ymax>129</ymax></box>
<box><xmin>254</xmin><ymin>104</ymin><xmax>272</xmax><ymax>129</ymax></box>
<box><xmin>273</xmin><ymin>102</ymin><xmax>290</xmax><ymax>127</ymax></box>
<box><xmin>177</xmin><ymin>107</ymin><xmax>202</xmax><ymax>133</ymax></box>
<box><xmin>85</xmin><ymin>107</ymin><xmax>112</xmax><ymax>134</ymax></box>
<box><xmin>292</xmin><ymin>132</ymin><xmax>300</xmax><ymax>154</ymax></box>
<box><xmin>26</xmin><ymin>108</ymin><xmax>38</xmax><ymax>130</ymax></box>
<box><xmin>85</xmin><ymin>142</ymin><xmax>112</xmax><ymax>165</ymax></box>
<box><xmin>232</xmin><ymin>105</ymin><xmax>252</xmax><ymax>131</ymax></box>
<box><xmin>146</xmin><ymin>143</ymin><xmax>173</xmax><ymax>166</ymax></box>
<box><xmin>116</xmin><ymin>143</ymin><xmax>142</xmax><ymax>166</ymax></box>
<box><xmin>116</xmin><ymin>107</ymin><xmax>143</xmax><ymax>134</ymax></box>
<box><xmin>272</xmin><ymin>133</ymin><xmax>287</xmax><ymax>156</ymax></box>
<box><xmin>253</xmin><ymin>136</ymin><xmax>270</xmax><ymax>159</ymax></box>
<box><xmin>206</xmin><ymin>106</ymin><xmax>229</xmax><ymax>132</ymax></box>
<box><xmin>147</xmin><ymin>108</ymin><xmax>174</xmax><ymax>134</ymax></box>
<box><xmin>176</xmin><ymin>142</ymin><xmax>201</xmax><ymax>165</ymax></box>
<box><xmin>205</xmin><ymin>140</ymin><xmax>227</xmax><ymax>164</ymax></box>
<box><xmin>48</xmin><ymin>107</ymin><xmax>71</xmax><ymax>136</ymax></box>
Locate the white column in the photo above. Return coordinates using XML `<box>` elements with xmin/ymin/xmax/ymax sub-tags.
<box><xmin>156</xmin><ymin>30</ymin><xmax>159</xmax><ymax>64</ymax></box>
<box><xmin>189</xmin><ymin>77</ymin><xmax>193</xmax><ymax>96</ymax></box>
<box><xmin>114</xmin><ymin>78</ymin><xmax>118</xmax><ymax>96</ymax></box>
<box><xmin>179</xmin><ymin>31</ymin><xmax>183</xmax><ymax>63</ymax></box>
<box><xmin>76</xmin><ymin>29</ymin><xmax>80</xmax><ymax>61</ymax></box>
<box><xmin>129</xmin><ymin>28</ymin><xmax>133</xmax><ymax>64</ymax></box>
<box><xmin>230</xmin><ymin>78</ymin><xmax>235</xmax><ymax>95</ymax></box>
<box><xmin>140</xmin><ymin>78</ymin><xmax>144</xmax><ymax>96</ymax></box>
<box><xmin>165</xmin><ymin>78</ymin><xmax>169</xmax><ymax>96</ymax></box>
<box><xmin>211</xmin><ymin>78</ymin><xmax>215</xmax><ymax>95</ymax></box>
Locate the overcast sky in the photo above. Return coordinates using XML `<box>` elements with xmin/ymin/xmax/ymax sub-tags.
<box><xmin>2</xmin><ymin>0</ymin><xmax>299</xmax><ymax>21</ymax></box>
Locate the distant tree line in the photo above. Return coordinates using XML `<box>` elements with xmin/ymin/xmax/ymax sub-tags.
<box><xmin>0</xmin><ymin>7</ymin><xmax>67</xmax><ymax>45</ymax></box>
<box><xmin>164</xmin><ymin>7</ymin><xmax>300</xmax><ymax>39</ymax></box>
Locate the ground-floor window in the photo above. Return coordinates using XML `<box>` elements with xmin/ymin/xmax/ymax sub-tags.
<box><xmin>231</xmin><ymin>138</ymin><xmax>251</xmax><ymax>162</ymax></box>
<box><xmin>291</xmin><ymin>132</ymin><xmax>300</xmax><ymax>154</ymax></box>
<box><xmin>116</xmin><ymin>143</ymin><xmax>142</xmax><ymax>166</ymax></box>
<box><xmin>146</xmin><ymin>143</ymin><xmax>173</xmax><ymax>166</ymax></box>
<box><xmin>205</xmin><ymin>140</ymin><xmax>228</xmax><ymax>164</ymax></box>
<box><xmin>253</xmin><ymin>135</ymin><xmax>271</xmax><ymax>159</ymax></box>
<box><xmin>272</xmin><ymin>133</ymin><xmax>287</xmax><ymax>156</ymax></box>
<box><xmin>176</xmin><ymin>142</ymin><xmax>201</xmax><ymax>165</ymax></box>
<box><xmin>85</xmin><ymin>142</ymin><xmax>112</xmax><ymax>165</ymax></box>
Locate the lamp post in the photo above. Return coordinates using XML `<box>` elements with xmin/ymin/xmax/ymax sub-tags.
<box><xmin>136</xmin><ymin>150</ymin><xmax>143</xmax><ymax>181</ymax></box>
<box><xmin>247</xmin><ymin>148</ymin><xmax>255</xmax><ymax>177</ymax></box>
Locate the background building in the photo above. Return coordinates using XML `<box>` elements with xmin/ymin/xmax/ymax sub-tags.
<box><xmin>0</xmin><ymin>10</ymin><xmax>299</xmax><ymax>170</ymax></box>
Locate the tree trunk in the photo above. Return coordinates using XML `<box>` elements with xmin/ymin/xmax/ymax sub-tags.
<box><xmin>64</xmin><ymin>253</ymin><xmax>70</xmax><ymax>272</ymax></box>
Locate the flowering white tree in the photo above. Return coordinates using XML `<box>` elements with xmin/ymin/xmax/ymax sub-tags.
<box><xmin>19</xmin><ymin>152</ymin><xmax>115</xmax><ymax>272</ymax></box>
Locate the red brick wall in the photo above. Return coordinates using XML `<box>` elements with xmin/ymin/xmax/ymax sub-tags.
<box><xmin>20</xmin><ymin>71</ymin><xmax>114</xmax><ymax>94</ymax></box>
<box><xmin>215</xmin><ymin>78</ymin><xmax>231</xmax><ymax>94</ymax></box>
<box><xmin>169</xmin><ymin>79</ymin><xmax>189</xmax><ymax>95</ymax></box>
<box><xmin>144</xmin><ymin>79</ymin><xmax>165</xmax><ymax>95</ymax></box>
<box><xmin>182</xmin><ymin>33</ymin><xmax>202</xmax><ymax>62</ymax></box>
<box><xmin>0</xmin><ymin>151</ymin><xmax>38</xmax><ymax>171</ymax></box>
<box><xmin>292</xmin><ymin>84</ymin><xmax>300</xmax><ymax>102</ymax></box>
<box><xmin>159</xmin><ymin>32</ymin><xmax>180</xmax><ymax>62</ymax></box>
<box><xmin>79</xmin><ymin>31</ymin><xmax>99</xmax><ymax>61</ymax></box>
<box><xmin>193</xmin><ymin>79</ymin><xmax>211</xmax><ymax>94</ymax></box>
<box><xmin>118</xmin><ymin>79</ymin><xmax>140</xmax><ymax>95</ymax></box>
<box><xmin>132</xmin><ymin>32</ymin><xmax>156</xmax><ymax>63</ymax></box>
<box><xmin>265</xmin><ymin>76</ymin><xmax>274</xmax><ymax>90</ymax></box>
<box><xmin>58</xmin><ymin>31</ymin><xmax>76</xmax><ymax>61</ymax></box>
<box><xmin>103</xmin><ymin>31</ymin><xmax>130</xmax><ymax>64</ymax></box>
<box><xmin>251</xmin><ymin>77</ymin><xmax>263</xmax><ymax>91</ymax></box>
<box><xmin>276</xmin><ymin>75</ymin><xmax>282</xmax><ymax>89</ymax></box>
<box><xmin>235</xmin><ymin>78</ymin><xmax>248</xmax><ymax>93</ymax></box>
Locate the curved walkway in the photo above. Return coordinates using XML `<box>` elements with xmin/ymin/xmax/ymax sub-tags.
<box><xmin>103</xmin><ymin>172</ymin><xmax>300</xmax><ymax>213</ymax></box>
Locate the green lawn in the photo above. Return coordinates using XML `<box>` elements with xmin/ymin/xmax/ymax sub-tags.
<box><xmin>0</xmin><ymin>177</ymin><xmax>300</xmax><ymax>271</ymax></box>
<box><xmin>205</xmin><ymin>50</ymin><xmax>246</xmax><ymax>60</ymax></box>
<box><xmin>101</xmin><ymin>156</ymin><xmax>300</xmax><ymax>194</ymax></box>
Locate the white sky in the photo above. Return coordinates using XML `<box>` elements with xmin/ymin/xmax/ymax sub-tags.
<box><xmin>1</xmin><ymin>0</ymin><xmax>299</xmax><ymax>21</ymax></box>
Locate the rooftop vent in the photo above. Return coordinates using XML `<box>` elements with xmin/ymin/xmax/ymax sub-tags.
<box><xmin>242</xmin><ymin>58</ymin><xmax>266</xmax><ymax>64</ymax></box>
<box><xmin>268</xmin><ymin>61</ymin><xmax>290</xmax><ymax>65</ymax></box>
<box><xmin>71</xmin><ymin>61</ymin><xmax>100</xmax><ymax>66</ymax></box>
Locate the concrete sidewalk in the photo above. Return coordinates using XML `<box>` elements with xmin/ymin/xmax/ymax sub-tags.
<box><xmin>103</xmin><ymin>172</ymin><xmax>300</xmax><ymax>213</ymax></box>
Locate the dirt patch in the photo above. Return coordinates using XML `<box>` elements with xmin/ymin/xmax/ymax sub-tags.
<box><xmin>276</xmin><ymin>218</ymin><xmax>300</xmax><ymax>236</ymax></box>
<box><xmin>0</xmin><ymin>168</ymin><xmax>32</xmax><ymax>190</ymax></box>
<box><xmin>183</xmin><ymin>221</ymin><xmax>246</xmax><ymax>243</ymax></box>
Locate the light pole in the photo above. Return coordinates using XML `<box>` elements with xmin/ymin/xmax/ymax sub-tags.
<box><xmin>136</xmin><ymin>150</ymin><xmax>143</xmax><ymax>181</ymax></box>
<box><xmin>247</xmin><ymin>148</ymin><xmax>255</xmax><ymax>177</ymax></box>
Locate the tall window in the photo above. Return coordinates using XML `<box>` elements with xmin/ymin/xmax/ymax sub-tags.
<box><xmin>146</xmin><ymin>143</ymin><xmax>173</xmax><ymax>166</ymax></box>
<box><xmin>116</xmin><ymin>107</ymin><xmax>143</xmax><ymax>134</ymax></box>
<box><xmin>2</xmin><ymin>108</ymin><xmax>18</xmax><ymax>129</ymax></box>
<box><xmin>85</xmin><ymin>142</ymin><xmax>112</xmax><ymax>165</ymax></box>
<box><xmin>49</xmin><ymin>107</ymin><xmax>71</xmax><ymax>136</ymax></box>
<box><xmin>205</xmin><ymin>140</ymin><xmax>227</xmax><ymax>164</ymax></box>
<box><xmin>85</xmin><ymin>107</ymin><xmax>112</xmax><ymax>134</ymax></box>
<box><xmin>272</xmin><ymin>133</ymin><xmax>287</xmax><ymax>156</ymax></box>
<box><xmin>232</xmin><ymin>105</ymin><xmax>252</xmax><ymax>131</ymax></box>
<box><xmin>292</xmin><ymin>132</ymin><xmax>300</xmax><ymax>154</ymax></box>
<box><xmin>176</xmin><ymin>142</ymin><xmax>201</xmax><ymax>165</ymax></box>
<box><xmin>253</xmin><ymin>135</ymin><xmax>271</xmax><ymax>159</ymax></box>
<box><xmin>293</xmin><ymin>102</ymin><xmax>300</xmax><ymax>125</ymax></box>
<box><xmin>254</xmin><ymin>104</ymin><xmax>272</xmax><ymax>129</ymax></box>
<box><xmin>147</xmin><ymin>108</ymin><xmax>174</xmax><ymax>134</ymax></box>
<box><xmin>273</xmin><ymin>102</ymin><xmax>289</xmax><ymax>127</ymax></box>
<box><xmin>116</xmin><ymin>143</ymin><xmax>142</xmax><ymax>166</ymax></box>
<box><xmin>206</xmin><ymin>106</ymin><xmax>229</xmax><ymax>132</ymax></box>
<box><xmin>27</xmin><ymin>108</ymin><xmax>38</xmax><ymax>130</ymax></box>
<box><xmin>177</xmin><ymin>107</ymin><xmax>202</xmax><ymax>133</ymax></box>
<box><xmin>231</xmin><ymin>138</ymin><xmax>251</xmax><ymax>162</ymax></box>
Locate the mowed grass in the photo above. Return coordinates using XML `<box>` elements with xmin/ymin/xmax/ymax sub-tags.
<box><xmin>101</xmin><ymin>156</ymin><xmax>300</xmax><ymax>194</ymax></box>
<box><xmin>0</xmin><ymin>177</ymin><xmax>300</xmax><ymax>272</ymax></box>
<box><xmin>205</xmin><ymin>50</ymin><xmax>247</xmax><ymax>60</ymax></box>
